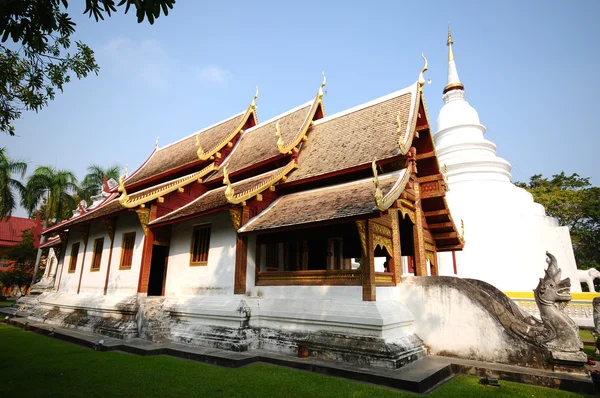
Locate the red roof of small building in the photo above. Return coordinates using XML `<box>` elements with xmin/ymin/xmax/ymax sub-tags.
<box><xmin>0</xmin><ymin>216</ymin><xmax>38</xmax><ymax>247</ymax></box>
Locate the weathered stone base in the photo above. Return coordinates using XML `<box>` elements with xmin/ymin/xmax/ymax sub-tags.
<box><xmin>21</xmin><ymin>293</ymin><xmax>138</xmax><ymax>340</ymax></box>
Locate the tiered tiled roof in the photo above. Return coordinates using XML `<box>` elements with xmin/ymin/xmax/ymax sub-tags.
<box><xmin>285</xmin><ymin>83</ymin><xmax>419</xmax><ymax>184</ymax></box>
<box><xmin>151</xmin><ymin>163</ymin><xmax>295</xmax><ymax>225</ymax></box>
<box><xmin>43</xmin><ymin>194</ymin><xmax>121</xmax><ymax>234</ymax></box>
<box><xmin>239</xmin><ymin>169</ymin><xmax>409</xmax><ymax>233</ymax></box>
<box><xmin>42</xmin><ymin>71</ymin><xmax>462</xmax><ymax>250</ymax></box>
<box><xmin>206</xmin><ymin>102</ymin><xmax>314</xmax><ymax>182</ymax></box>
<box><xmin>123</xmin><ymin>108</ymin><xmax>253</xmax><ymax>188</ymax></box>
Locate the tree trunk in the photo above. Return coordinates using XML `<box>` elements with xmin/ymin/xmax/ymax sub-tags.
<box><xmin>30</xmin><ymin>219</ymin><xmax>48</xmax><ymax>290</ymax></box>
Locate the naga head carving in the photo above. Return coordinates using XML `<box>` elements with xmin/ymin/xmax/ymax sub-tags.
<box><xmin>535</xmin><ymin>252</ymin><xmax>571</xmax><ymax>305</ymax></box>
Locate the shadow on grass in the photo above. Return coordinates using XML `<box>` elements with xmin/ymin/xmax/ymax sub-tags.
<box><xmin>0</xmin><ymin>323</ymin><xmax>592</xmax><ymax>398</ymax></box>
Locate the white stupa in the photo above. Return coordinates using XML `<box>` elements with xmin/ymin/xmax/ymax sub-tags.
<box><xmin>434</xmin><ymin>28</ymin><xmax>580</xmax><ymax>292</ymax></box>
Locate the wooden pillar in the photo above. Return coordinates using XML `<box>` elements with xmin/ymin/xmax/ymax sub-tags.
<box><xmin>136</xmin><ymin>206</ymin><xmax>154</xmax><ymax>294</ymax></box>
<box><xmin>76</xmin><ymin>225</ymin><xmax>90</xmax><ymax>294</ymax></box>
<box><xmin>412</xmin><ymin>181</ymin><xmax>427</xmax><ymax>277</ymax></box>
<box><xmin>356</xmin><ymin>220</ymin><xmax>376</xmax><ymax>301</ymax></box>
<box><xmin>103</xmin><ymin>218</ymin><xmax>116</xmax><ymax>295</ymax></box>
<box><xmin>232</xmin><ymin>207</ymin><xmax>249</xmax><ymax>295</ymax></box>
<box><xmin>390</xmin><ymin>209</ymin><xmax>402</xmax><ymax>284</ymax></box>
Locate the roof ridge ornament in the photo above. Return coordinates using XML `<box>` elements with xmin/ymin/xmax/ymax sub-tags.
<box><xmin>418</xmin><ymin>53</ymin><xmax>428</xmax><ymax>90</ymax></box>
<box><xmin>275</xmin><ymin>73</ymin><xmax>326</xmax><ymax>155</ymax></box>
<box><xmin>251</xmin><ymin>85</ymin><xmax>259</xmax><ymax>109</ymax></box>
<box><xmin>275</xmin><ymin>120</ymin><xmax>285</xmax><ymax>152</ymax></box>
<box><xmin>372</xmin><ymin>161</ymin><xmax>384</xmax><ymax>206</ymax></box>
<box><xmin>372</xmin><ymin>161</ymin><xmax>412</xmax><ymax>211</ymax></box>
<box><xmin>155</xmin><ymin>136</ymin><xmax>159</xmax><ymax>149</ymax></box>
<box><xmin>318</xmin><ymin>71</ymin><xmax>326</xmax><ymax>99</ymax></box>
<box><xmin>223</xmin><ymin>165</ymin><xmax>234</xmax><ymax>201</ymax></box>
<box><xmin>118</xmin><ymin>174</ymin><xmax>129</xmax><ymax>206</ymax></box>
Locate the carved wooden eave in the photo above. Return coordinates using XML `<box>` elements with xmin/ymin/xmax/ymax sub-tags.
<box><xmin>275</xmin><ymin>74</ymin><xmax>326</xmax><ymax>155</ymax></box>
<box><xmin>118</xmin><ymin>163</ymin><xmax>216</xmax><ymax>209</ymax></box>
<box><xmin>223</xmin><ymin>160</ymin><xmax>297</xmax><ymax>206</ymax></box>
<box><xmin>196</xmin><ymin>88</ymin><xmax>259</xmax><ymax>161</ymax></box>
<box><xmin>371</xmin><ymin>161</ymin><xmax>412</xmax><ymax>212</ymax></box>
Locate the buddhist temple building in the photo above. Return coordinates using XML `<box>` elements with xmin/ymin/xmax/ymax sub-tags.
<box><xmin>32</xmin><ymin>58</ymin><xmax>465</xmax><ymax>367</ymax></box>
<box><xmin>433</xmin><ymin>28</ymin><xmax>580</xmax><ymax>292</ymax></box>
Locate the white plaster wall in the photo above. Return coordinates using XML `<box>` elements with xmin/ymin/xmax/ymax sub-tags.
<box><xmin>249</xmin><ymin>285</ymin><xmax>363</xmax><ymax>301</ymax></box>
<box><xmin>105</xmin><ymin>213</ymin><xmax>146</xmax><ymax>296</ymax></box>
<box><xmin>165</xmin><ymin>211</ymin><xmax>236</xmax><ymax>296</ymax></box>
<box><xmin>57</xmin><ymin>228</ymin><xmax>83</xmax><ymax>294</ymax></box>
<box><xmin>77</xmin><ymin>221</ymin><xmax>111</xmax><ymax>295</ymax></box>
<box><xmin>438</xmin><ymin>216</ymin><xmax>581</xmax><ymax>292</ymax></box>
<box><xmin>398</xmin><ymin>280</ymin><xmax>517</xmax><ymax>362</ymax></box>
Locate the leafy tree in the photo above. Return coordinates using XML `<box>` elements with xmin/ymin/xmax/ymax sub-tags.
<box><xmin>0</xmin><ymin>229</ymin><xmax>37</xmax><ymax>295</ymax></box>
<box><xmin>6</xmin><ymin>229</ymin><xmax>38</xmax><ymax>266</ymax></box>
<box><xmin>0</xmin><ymin>0</ymin><xmax>176</xmax><ymax>136</ymax></box>
<box><xmin>80</xmin><ymin>163</ymin><xmax>120</xmax><ymax>202</ymax></box>
<box><xmin>516</xmin><ymin>172</ymin><xmax>600</xmax><ymax>270</ymax></box>
<box><xmin>0</xmin><ymin>147</ymin><xmax>28</xmax><ymax>218</ymax></box>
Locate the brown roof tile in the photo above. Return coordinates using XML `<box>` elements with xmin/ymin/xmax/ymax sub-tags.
<box><xmin>151</xmin><ymin>164</ymin><xmax>293</xmax><ymax>225</ymax></box>
<box><xmin>125</xmin><ymin>112</ymin><xmax>246</xmax><ymax>187</ymax></box>
<box><xmin>239</xmin><ymin>171</ymin><xmax>405</xmax><ymax>233</ymax></box>
<box><xmin>43</xmin><ymin>195</ymin><xmax>124</xmax><ymax>234</ymax></box>
<box><xmin>286</xmin><ymin>84</ymin><xmax>418</xmax><ymax>183</ymax></box>
<box><xmin>207</xmin><ymin>102</ymin><xmax>313</xmax><ymax>181</ymax></box>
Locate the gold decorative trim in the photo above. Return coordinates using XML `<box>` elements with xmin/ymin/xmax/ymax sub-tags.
<box><xmin>373</xmin><ymin>234</ymin><xmax>392</xmax><ymax>255</ymax></box>
<box><xmin>399</xmin><ymin>199</ymin><xmax>416</xmax><ymax>224</ymax></box>
<box><xmin>196</xmin><ymin>87</ymin><xmax>258</xmax><ymax>161</ymax></box>
<box><xmin>229</xmin><ymin>208</ymin><xmax>242</xmax><ymax>231</ymax></box>
<box><xmin>375</xmin><ymin>273</ymin><xmax>394</xmax><ymax>284</ymax></box>
<box><xmin>223</xmin><ymin>160</ymin><xmax>297</xmax><ymax>205</ymax></box>
<box><xmin>103</xmin><ymin>218</ymin><xmax>116</xmax><ymax>243</ymax></box>
<box><xmin>135</xmin><ymin>207</ymin><xmax>151</xmax><ymax>236</ymax></box>
<box><xmin>372</xmin><ymin>162</ymin><xmax>412</xmax><ymax>211</ymax></box>
<box><xmin>372</xmin><ymin>223</ymin><xmax>391</xmax><ymax>237</ymax></box>
<box><xmin>355</xmin><ymin>220</ymin><xmax>367</xmax><ymax>258</ymax></box>
<box><xmin>119</xmin><ymin>163</ymin><xmax>216</xmax><ymax>209</ymax></box>
<box><xmin>275</xmin><ymin>73</ymin><xmax>325</xmax><ymax>155</ymax></box>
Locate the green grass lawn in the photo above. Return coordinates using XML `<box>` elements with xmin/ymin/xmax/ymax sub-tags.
<box><xmin>0</xmin><ymin>300</ymin><xmax>14</xmax><ymax>307</ymax></box>
<box><xmin>0</xmin><ymin>323</ymin><xmax>591</xmax><ymax>398</ymax></box>
<box><xmin>581</xmin><ymin>329</ymin><xmax>596</xmax><ymax>342</ymax></box>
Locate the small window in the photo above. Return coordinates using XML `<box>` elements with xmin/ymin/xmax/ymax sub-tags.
<box><xmin>265</xmin><ymin>243</ymin><xmax>279</xmax><ymax>271</ymax></box>
<box><xmin>119</xmin><ymin>232</ymin><xmax>136</xmax><ymax>270</ymax></box>
<box><xmin>190</xmin><ymin>224</ymin><xmax>211</xmax><ymax>266</ymax></box>
<box><xmin>90</xmin><ymin>238</ymin><xmax>104</xmax><ymax>271</ymax></box>
<box><xmin>68</xmin><ymin>243</ymin><xmax>80</xmax><ymax>273</ymax></box>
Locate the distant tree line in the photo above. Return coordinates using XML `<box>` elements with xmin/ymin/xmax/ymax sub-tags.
<box><xmin>516</xmin><ymin>172</ymin><xmax>600</xmax><ymax>271</ymax></box>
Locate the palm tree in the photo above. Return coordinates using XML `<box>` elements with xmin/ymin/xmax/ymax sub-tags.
<box><xmin>0</xmin><ymin>147</ymin><xmax>28</xmax><ymax>219</ymax></box>
<box><xmin>24</xmin><ymin>166</ymin><xmax>78</xmax><ymax>286</ymax></box>
<box><xmin>24</xmin><ymin>166</ymin><xmax>79</xmax><ymax>224</ymax></box>
<box><xmin>80</xmin><ymin>164</ymin><xmax>121</xmax><ymax>202</ymax></box>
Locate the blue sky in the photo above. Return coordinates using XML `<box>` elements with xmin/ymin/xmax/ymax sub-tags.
<box><xmin>2</xmin><ymin>1</ymin><xmax>599</xmax><ymax>217</ymax></box>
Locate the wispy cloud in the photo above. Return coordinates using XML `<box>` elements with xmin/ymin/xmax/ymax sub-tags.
<box><xmin>196</xmin><ymin>65</ymin><xmax>231</xmax><ymax>84</ymax></box>
<box><xmin>101</xmin><ymin>37</ymin><xmax>174</xmax><ymax>89</ymax></box>
<box><xmin>100</xmin><ymin>37</ymin><xmax>232</xmax><ymax>88</ymax></box>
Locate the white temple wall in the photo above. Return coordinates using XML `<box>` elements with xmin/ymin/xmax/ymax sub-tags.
<box><xmin>105</xmin><ymin>213</ymin><xmax>145</xmax><ymax>296</ymax></box>
<box><xmin>164</xmin><ymin>211</ymin><xmax>236</xmax><ymax>296</ymax></box>
<box><xmin>78</xmin><ymin>221</ymin><xmax>111</xmax><ymax>295</ymax></box>
<box><xmin>437</xmin><ymin>223</ymin><xmax>579</xmax><ymax>292</ymax></box>
<box><xmin>57</xmin><ymin>228</ymin><xmax>84</xmax><ymax>294</ymax></box>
